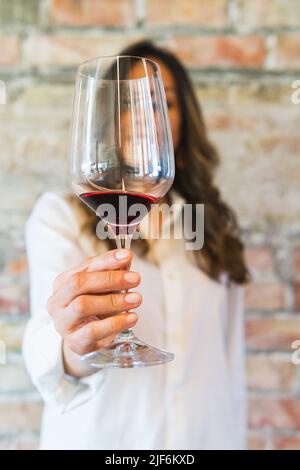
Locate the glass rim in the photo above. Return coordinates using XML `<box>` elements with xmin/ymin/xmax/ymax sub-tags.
<box><xmin>77</xmin><ymin>54</ymin><xmax>161</xmax><ymax>81</ymax></box>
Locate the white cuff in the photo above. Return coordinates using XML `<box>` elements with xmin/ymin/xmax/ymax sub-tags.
<box><xmin>23</xmin><ymin>314</ymin><xmax>106</xmax><ymax>413</ymax></box>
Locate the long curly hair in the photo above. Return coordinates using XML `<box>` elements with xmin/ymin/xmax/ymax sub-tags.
<box><xmin>73</xmin><ymin>40</ymin><xmax>249</xmax><ymax>284</ymax></box>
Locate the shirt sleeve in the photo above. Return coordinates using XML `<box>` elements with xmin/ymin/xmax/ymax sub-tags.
<box><xmin>23</xmin><ymin>192</ymin><xmax>107</xmax><ymax>413</ymax></box>
<box><xmin>226</xmin><ymin>285</ymin><xmax>247</xmax><ymax>449</ymax></box>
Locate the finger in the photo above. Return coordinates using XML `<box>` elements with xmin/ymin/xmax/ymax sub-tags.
<box><xmin>64</xmin><ymin>312</ymin><xmax>138</xmax><ymax>355</ymax></box>
<box><xmin>95</xmin><ymin>333</ymin><xmax>117</xmax><ymax>350</ymax></box>
<box><xmin>51</xmin><ymin>269</ymin><xmax>140</xmax><ymax>308</ymax></box>
<box><xmin>55</xmin><ymin>292</ymin><xmax>142</xmax><ymax>335</ymax></box>
<box><xmin>53</xmin><ymin>249</ymin><xmax>133</xmax><ymax>292</ymax></box>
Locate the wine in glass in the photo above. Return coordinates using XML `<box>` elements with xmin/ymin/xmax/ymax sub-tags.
<box><xmin>69</xmin><ymin>55</ymin><xmax>175</xmax><ymax>368</ymax></box>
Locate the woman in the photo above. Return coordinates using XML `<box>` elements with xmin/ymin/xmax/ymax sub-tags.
<box><xmin>23</xmin><ymin>41</ymin><xmax>249</xmax><ymax>450</ymax></box>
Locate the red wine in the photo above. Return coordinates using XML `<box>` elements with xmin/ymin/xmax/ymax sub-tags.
<box><xmin>80</xmin><ymin>190</ymin><xmax>158</xmax><ymax>226</ymax></box>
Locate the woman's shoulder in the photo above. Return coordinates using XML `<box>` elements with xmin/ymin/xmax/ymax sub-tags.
<box><xmin>29</xmin><ymin>191</ymin><xmax>73</xmax><ymax>214</ymax></box>
<box><xmin>26</xmin><ymin>191</ymin><xmax>87</xmax><ymax>239</ymax></box>
<box><xmin>26</xmin><ymin>192</ymin><xmax>106</xmax><ymax>256</ymax></box>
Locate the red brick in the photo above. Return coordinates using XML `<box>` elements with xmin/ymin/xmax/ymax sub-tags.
<box><xmin>273</xmin><ymin>435</ymin><xmax>300</xmax><ymax>450</ymax></box>
<box><xmin>49</xmin><ymin>0</ymin><xmax>135</xmax><ymax>27</ymax></box>
<box><xmin>294</xmin><ymin>250</ymin><xmax>300</xmax><ymax>282</ymax></box>
<box><xmin>248</xmin><ymin>398</ymin><xmax>300</xmax><ymax>430</ymax></box>
<box><xmin>0</xmin><ymin>433</ymin><xmax>38</xmax><ymax>450</ymax></box>
<box><xmin>0</xmin><ymin>283</ymin><xmax>28</xmax><ymax>316</ymax></box>
<box><xmin>246</xmin><ymin>355</ymin><xmax>296</xmax><ymax>391</ymax></box>
<box><xmin>247</xmin><ymin>432</ymin><xmax>267</xmax><ymax>450</ymax></box>
<box><xmin>167</xmin><ymin>35</ymin><xmax>266</xmax><ymax>68</ymax></box>
<box><xmin>259</xmin><ymin>136</ymin><xmax>300</xmax><ymax>154</ymax></box>
<box><xmin>236</xmin><ymin>0</ymin><xmax>300</xmax><ymax>29</ymax></box>
<box><xmin>245</xmin><ymin>282</ymin><xmax>288</xmax><ymax>310</ymax></box>
<box><xmin>147</xmin><ymin>0</ymin><xmax>228</xmax><ymax>27</ymax></box>
<box><xmin>0</xmin><ymin>402</ymin><xmax>43</xmax><ymax>433</ymax></box>
<box><xmin>246</xmin><ymin>316</ymin><xmax>300</xmax><ymax>351</ymax></box>
<box><xmin>0</xmin><ymin>36</ymin><xmax>21</xmax><ymax>65</ymax></box>
<box><xmin>245</xmin><ymin>247</ymin><xmax>274</xmax><ymax>277</ymax></box>
<box><xmin>206</xmin><ymin>113</ymin><xmax>231</xmax><ymax>130</ymax></box>
<box><xmin>296</xmin><ymin>285</ymin><xmax>300</xmax><ymax>312</ymax></box>
<box><xmin>5</xmin><ymin>257</ymin><xmax>28</xmax><ymax>275</ymax></box>
<box><xmin>25</xmin><ymin>34</ymin><xmax>140</xmax><ymax>66</ymax></box>
<box><xmin>275</xmin><ymin>34</ymin><xmax>300</xmax><ymax>70</ymax></box>
<box><xmin>15</xmin><ymin>435</ymin><xmax>39</xmax><ymax>450</ymax></box>
<box><xmin>195</xmin><ymin>86</ymin><xmax>232</xmax><ymax>130</ymax></box>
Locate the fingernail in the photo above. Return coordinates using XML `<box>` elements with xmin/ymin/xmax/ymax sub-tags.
<box><xmin>115</xmin><ymin>249</ymin><xmax>129</xmax><ymax>260</ymax></box>
<box><xmin>126</xmin><ymin>313</ymin><xmax>138</xmax><ymax>324</ymax></box>
<box><xmin>125</xmin><ymin>293</ymin><xmax>141</xmax><ymax>304</ymax></box>
<box><xmin>124</xmin><ymin>272</ymin><xmax>139</xmax><ymax>284</ymax></box>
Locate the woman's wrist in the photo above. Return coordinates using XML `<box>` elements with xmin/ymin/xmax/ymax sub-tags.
<box><xmin>62</xmin><ymin>340</ymin><xmax>98</xmax><ymax>379</ymax></box>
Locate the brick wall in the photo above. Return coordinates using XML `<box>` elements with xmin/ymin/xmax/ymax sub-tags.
<box><xmin>0</xmin><ymin>0</ymin><xmax>299</xmax><ymax>450</ymax></box>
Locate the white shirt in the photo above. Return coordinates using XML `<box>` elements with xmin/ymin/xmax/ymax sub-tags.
<box><xmin>23</xmin><ymin>192</ymin><xmax>246</xmax><ymax>450</ymax></box>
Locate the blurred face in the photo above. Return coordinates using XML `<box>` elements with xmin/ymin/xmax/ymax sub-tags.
<box><xmin>127</xmin><ymin>58</ymin><xmax>182</xmax><ymax>151</ymax></box>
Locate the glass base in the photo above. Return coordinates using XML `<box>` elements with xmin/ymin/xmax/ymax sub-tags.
<box><xmin>79</xmin><ymin>331</ymin><xmax>174</xmax><ymax>369</ymax></box>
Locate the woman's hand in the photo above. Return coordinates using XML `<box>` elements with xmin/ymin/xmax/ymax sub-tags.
<box><xmin>47</xmin><ymin>249</ymin><xmax>141</xmax><ymax>378</ymax></box>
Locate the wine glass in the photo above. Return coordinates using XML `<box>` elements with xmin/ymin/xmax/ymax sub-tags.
<box><xmin>69</xmin><ymin>55</ymin><xmax>175</xmax><ymax>368</ymax></box>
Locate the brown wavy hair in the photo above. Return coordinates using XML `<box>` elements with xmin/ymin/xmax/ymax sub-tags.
<box><xmin>73</xmin><ymin>40</ymin><xmax>249</xmax><ymax>285</ymax></box>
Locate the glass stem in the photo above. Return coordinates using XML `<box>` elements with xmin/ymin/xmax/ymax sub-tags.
<box><xmin>115</xmin><ymin>233</ymin><xmax>134</xmax><ymax>338</ymax></box>
<box><xmin>115</xmin><ymin>233</ymin><xmax>133</xmax><ymax>251</ymax></box>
